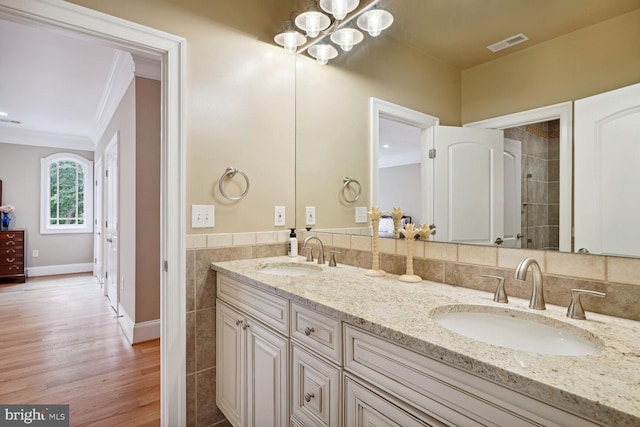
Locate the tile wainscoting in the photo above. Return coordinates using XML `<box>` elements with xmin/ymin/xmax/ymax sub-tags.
<box><xmin>185</xmin><ymin>230</ymin><xmax>640</xmax><ymax>425</ymax></box>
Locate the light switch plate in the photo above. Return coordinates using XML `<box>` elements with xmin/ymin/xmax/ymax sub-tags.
<box><xmin>355</xmin><ymin>206</ymin><xmax>368</xmax><ymax>223</ymax></box>
<box><xmin>305</xmin><ymin>206</ymin><xmax>316</xmax><ymax>225</ymax></box>
<box><xmin>192</xmin><ymin>205</ymin><xmax>215</xmax><ymax>228</ymax></box>
<box><xmin>274</xmin><ymin>206</ymin><xmax>285</xmax><ymax>226</ymax></box>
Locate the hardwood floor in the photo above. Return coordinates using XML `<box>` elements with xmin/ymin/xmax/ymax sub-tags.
<box><xmin>0</xmin><ymin>274</ymin><xmax>160</xmax><ymax>426</ymax></box>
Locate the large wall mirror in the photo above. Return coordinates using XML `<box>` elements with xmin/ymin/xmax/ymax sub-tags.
<box><xmin>295</xmin><ymin>0</ymin><xmax>640</xmax><ymax>257</ymax></box>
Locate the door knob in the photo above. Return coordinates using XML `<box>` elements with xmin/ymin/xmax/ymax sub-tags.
<box><xmin>304</xmin><ymin>392</ymin><xmax>315</xmax><ymax>402</ymax></box>
<box><xmin>494</xmin><ymin>237</ymin><xmax>504</xmax><ymax>245</ymax></box>
<box><xmin>304</xmin><ymin>326</ymin><xmax>315</xmax><ymax>336</ymax></box>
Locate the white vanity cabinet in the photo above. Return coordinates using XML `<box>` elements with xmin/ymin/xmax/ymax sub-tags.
<box><xmin>216</xmin><ymin>275</ymin><xmax>290</xmax><ymax>427</ymax></box>
<box><xmin>344</xmin><ymin>325</ymin><xmax>600</xmax><ymax>427</ymax></box>
<box><xmin>290</xmin><ymin>303</ymin><xmax>342</xmax><ymax>427</ymax></box>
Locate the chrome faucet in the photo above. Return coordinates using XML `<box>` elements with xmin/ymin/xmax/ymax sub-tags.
<box><xmin>302</xmin><ymin>236</ymin><xmax>325</xmax><ymax>265</ymax></box>
<box><xmin>514</xmin><ymin>258</ymin><xmax>545</xmax><ymax>310</ymax></box>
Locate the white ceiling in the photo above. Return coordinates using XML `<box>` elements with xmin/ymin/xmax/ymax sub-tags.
<box><xmin>0</xmin><ymin>18</ymin><xmax>160</xmax><ymax>151</ymax></box>
<box><xmin>378</xmin><ymin>117</ymin><xmax>422</xmax><ymax>168</ymax></box>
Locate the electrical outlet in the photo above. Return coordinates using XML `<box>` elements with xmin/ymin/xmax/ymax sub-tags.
<box><xmin>305</xmin><ymin>206</ymin><xmax>316</xmax><ymax>225</ymax></box>
<box><xmin>192</xmin><ymin>205</ymin><xmax>215</xmax><ymax>228</ymax></box>
<box><xmin>32</xmin><ymin>249</ymin><xmax>39</xmax><ymax>257</ymax></box>
<box><xmin>274</xmin><ymin>206</ymin><xmax>285</xmax><ymax>226</ymax></box>
<box><xmin>355</xmin><ymin>206</ymin><xmax>368</xmax><ymax>223</ymax></box>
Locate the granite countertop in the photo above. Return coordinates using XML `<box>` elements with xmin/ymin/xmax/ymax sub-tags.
<box><xmin>211</xmin><ymin>256</ymin><xmax>640</xmax><ymax>426</ymax></box>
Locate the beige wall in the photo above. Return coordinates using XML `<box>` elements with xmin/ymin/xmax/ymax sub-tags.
<box><xmin>70</xmin><ymin>0</ymin><xmax>297</xmax><ymax>235</ymax></box>
<box><xmin>0</xmin><ymin>143</ymin><xmax>94</xmax><ymax>269</ymax></box>
<box><xmin>135</xmin><ymin>76</ymin><xmax>161</xmax><ymax>323</ymax></box>
<box><xmin>295</xmin><ymin>36</ymin><xmax>460</xmax><ymax>229</ymax></box>
<box><xmin>462</xmin><ymin>9</ymin><xmax>640</xmax><ymax>123</ymax></box>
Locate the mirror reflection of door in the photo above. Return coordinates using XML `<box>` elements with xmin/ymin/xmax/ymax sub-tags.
<box><xmin>575</xmin><ymin>82</ymin><xmax>640</xmax><ymax>257</ymax></box>
<box><xmin>104</xmin><ymin>134</ymin><xmax>119</xmax><ymax>312</ymax></box>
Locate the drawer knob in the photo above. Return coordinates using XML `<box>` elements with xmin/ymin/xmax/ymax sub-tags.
<box><xmin>7</xmin><ymin>234</ymin><xmax>15</xmax><ymax>238</ymax></box>
<box><xmin>235</xmin><ymin>319</ymin><xmax>243</xmax><ymax>326</ymax></box>
<box><xmin>304</xmin><ymin>392</ymin><xmax>315</xmax><ymax>403</ymax></box>
<box><xmin>6</xmin><ymin>258</ymin><xmax>15</xmax><ymax>263</ymax></box>
<box><xmin>6</xmin><ymin>241</ymin><xmax>15</xmax><ymax>246</ymax></box>
<box><xmin>241</xmin><ymin>321</ymin><xmax>250</xmax><ymax>330</ymax></box>
<box><xmin>7</xmin><ymin>248</ymin><xmax>15</xmax><ymax>253</ymax></box>
<box><xmin>304</xmin><ymin>326</ymin><xmax>315</xmax><ymax>336</ymax></box>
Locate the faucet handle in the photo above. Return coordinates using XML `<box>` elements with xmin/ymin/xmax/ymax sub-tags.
<box><xmin>567</xmin><ymin>289</ymin><xmax>605</xmax><ymax>320</ymax></box>
<box><xmin>328</xmin><ymin>250</ymin><xmax>341</xmax><ymax>267</ymax></box>
<box><xmin>305</xmin><ymin>246</ymin><xmax>314</xmax><ymax>262</ymax></box>
<box><xmin>481</xmin><ymin>275</ymin><xmax>508</xmax><ymax>303</ymax></box>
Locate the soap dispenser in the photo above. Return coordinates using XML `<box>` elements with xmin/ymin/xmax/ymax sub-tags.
<box><xmin>288</xmin><ymin>228</ymin><xmax>298</xmax><ymax>257</ymax></box>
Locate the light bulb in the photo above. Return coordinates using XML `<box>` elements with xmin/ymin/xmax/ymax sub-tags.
<box><xmin>274</xmin><ymin>22</ymin><xmax>307</xmax><ymax>54</ymax></box>
<box><xmin>320</xmin><ymin>0</ymin><xmax>359</xmax><ymax>20</ymax></box>
<box><xmin>357</xmin><ymin>9</ymin><xmax>393</xmax><ymax>37</ymax></box>
<box><xmin>330</xmin><ymin>28</ymin><xmax>363</xmax><ymax>51</ymax></box>
<box><xmin>308</xmin><ymin>44</ymin><xmax>338</xmax><ymax>65</ymax></box>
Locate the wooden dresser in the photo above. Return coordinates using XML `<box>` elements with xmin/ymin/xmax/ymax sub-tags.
<box><xmin>0</xmin><ymin>230</ymin><xmax>25</xmax><ymax>283</ymax></box>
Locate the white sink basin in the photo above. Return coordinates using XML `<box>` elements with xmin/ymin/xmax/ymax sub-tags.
<box><xmin>258</xmin><ymin>262</ymin><xmax>322</xmax><ymax>277</ymax></box>
<box><xmin>431</xmin><ymin>305</ymin><xmax>602</xmax><ymax>356</ymax></box>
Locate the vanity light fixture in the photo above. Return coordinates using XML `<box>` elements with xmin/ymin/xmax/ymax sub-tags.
<box><xmin>330</xmin><ymin>28</ymin><xmax>364</xmax><ymax>51</ymax></box>
<box><xmin>274</xmin><ymin>19</ymin><xmax>307</xmax><ymax>54</ymax></box>
<box><xmin>356</xmin><ymin>7</ymin><xmax>393</xmax><ymax>37</ymax></box>
<box><xmin>319</xmin><ymin>0</ymin><xmax>360</xmax><ymax>20</ymax></box>
<box><xmin>295</xmin><ymin>0</ymin><xmax>331</xmax><ymax>38</ymax></box>
<box><xmin>308</xmin><ymin>44</ymin><xmax>339</xmax><ymax>64</ymax></box>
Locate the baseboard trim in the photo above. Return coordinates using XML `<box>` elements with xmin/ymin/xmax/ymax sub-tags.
<box><xmin>117</xmin><ymin>303</ymin><xmax>160</xmax><ymax>344</ymax></box>
<box><xmin>27</xmin><ymin>263</ymin><xmax>93</xmax><ymax>277</ymax></box>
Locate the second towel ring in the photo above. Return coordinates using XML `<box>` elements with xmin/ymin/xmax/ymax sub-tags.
<box><xmin>342</xmin><ymin>177</ymin><xmax>361</xmax><ymax>203</ymax></box>
<box><xmin>219</xmin><ymin>167</ymin><xmax>250</xmax><ymax>201</ymax></box>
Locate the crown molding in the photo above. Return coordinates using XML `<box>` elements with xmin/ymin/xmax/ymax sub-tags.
<box><xmin>0</xmin><ymin>126</ymin><xmax>94</xmax><ymax>151</ymax></box>
<box><xmin>133</xmin><ymin>53</ymin><xmax>161</xmax><ymax>81</ymax></box>
<box><xmin>92</xmin><ymin>50</ymin><xmax>135</xmax><ymax>146</ymax></box>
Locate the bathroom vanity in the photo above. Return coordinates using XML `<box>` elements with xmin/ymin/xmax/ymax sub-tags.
<box><xmin>212</xmin><ymin>256</ymin><xmax>640</xmax><ymax>426</ymax></box>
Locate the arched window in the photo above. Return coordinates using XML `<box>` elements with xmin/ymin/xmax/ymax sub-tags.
<box><xmin>40</xmin><ymin>153</ymin><xmax>93</xmax><ymax>234</ymax></box>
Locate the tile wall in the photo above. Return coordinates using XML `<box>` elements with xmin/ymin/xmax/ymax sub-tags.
<box><xmin>185</xmin><ymin>229</ymin><xmax>640</xmax><ymax>425</ymax></box>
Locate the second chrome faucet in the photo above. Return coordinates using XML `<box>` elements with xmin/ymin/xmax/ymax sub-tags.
<box><xmin>514</xmin><ymin>257</ymin><xmax>545</xmax><ymax>310</ymax></box>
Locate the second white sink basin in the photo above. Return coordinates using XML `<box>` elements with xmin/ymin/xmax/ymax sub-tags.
<box><xmin>258</xmin><ymin>262</ymin><xmax>322</xmax><ymax>277</ymax></box>
<box><xmin>431</xmin><ymin>305</ymin><xmax>603</xmax><ymax>356</ymax></box>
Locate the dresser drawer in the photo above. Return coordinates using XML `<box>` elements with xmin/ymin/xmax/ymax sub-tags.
<box><xmin>216</xmin><ymin>273</ymin><xmax>289</xmax><ymax>334</ymax></box>
<box><xmin>0</xmin><ymin>247</ymin><xmax>20</xmax><ymax>256</ymax></box>
<box><xmin>0</xmin><ymin>255</ymin><xmax>23</xmax><ymax>266</ymax></box>
<box><xmin>0</xmin><ymin>232</ymin><xmax>24</xmax><ymax>248</ymax></box>
<box><xmin>0</xmin><ymin>263</ymin><xmax>24</xmax><ymax>275</ymax></box>
<box><xmin>291</xmin><ymin>303</ymin><xmax>342</xmax><ymax>364</ymax></box>
<box><xmin>291</xmin><ymin>344</ymin><xmax>341</xmax><ymax>427</ymax></box>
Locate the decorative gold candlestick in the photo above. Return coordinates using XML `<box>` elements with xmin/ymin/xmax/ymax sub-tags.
<box><xmin>365</xmin><ymin>207</ymin><xmax>387</xmax><ymax>277</ymax></box>
<box><xmin>399</xmin><ymin>223</ymin><xmax>422</xmax><ymax>283</ymax></box>
<box><xmin>391</xmin><ymin>207</ymin><xmax>404</xmax><ymax>239</ymax></box>
<box><xmin>419</xmin><ymin>223</ymin><xmax>436</xmax><ymax>241</ymax></box>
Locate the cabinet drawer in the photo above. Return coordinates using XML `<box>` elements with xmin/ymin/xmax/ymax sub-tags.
<box><xmin>291</xmin><ymin>344</ymin><xmax>341</xmax><ymax>427</ymax></box>
<box><xmin>291</xmin><ymin>303</ymin><xmax>341</xmax><ymax>364</ymax></box>
<box><xmin>217</xmin><ymin>273</ymin><xmax>289</xmax><ymax>334</ymax></box>
<box><xmin>344</xmin><ymin>325</ymin><xmax>598</xmax><ymax>427</ymax></box>
<box><xmin>344</xmin><ymin>374</ymin><xmax>441</xmax><ymax>427</ymax></box>
<box><xmin>0</xmin><ymin>247</ymin><xmax>20</xmax><ymax>256</ymax></box>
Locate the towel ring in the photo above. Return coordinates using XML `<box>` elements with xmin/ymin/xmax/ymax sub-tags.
<box><xmin>219</xmin><ymin>167</ymin><xmax>250</xmax><ymax>201</ymax></box>
<box><xmin>342</xmin><ymin>177</ymin><xmax>361</xmax><ymax>203</ymax></box>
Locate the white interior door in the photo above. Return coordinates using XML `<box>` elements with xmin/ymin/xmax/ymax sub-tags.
<box><xmin>432</xmin><ymin>126</ymin><xmax>504</xmax><ymax>245</ymax></box>
<box><xmin>93</xmin><ymin>156</ymin><xmax>104</xmax><ymax>285</ymax></box>
<box><xmin>104</xmin><ymin>135</ymin><xmax>119</xmax><ymax>310</ymax></box>
<box><xmin>575</xmin><ymin>82</ymin><xmax>640</xmax><ymax>257</ymax></box>
<box><xmin>502</xmin><ymin>138</ymin><xmax>522</xmax><ymax>248</ymax></box>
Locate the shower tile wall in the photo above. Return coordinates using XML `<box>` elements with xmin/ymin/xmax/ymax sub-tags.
<box><xmin>504</xmin><ymin>120</ymin><xmax>559</xmax><ymax>250</ymax></box>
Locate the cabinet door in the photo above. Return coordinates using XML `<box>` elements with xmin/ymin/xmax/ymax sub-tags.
<box><xmin>246</xmin><ymin>317</ymin><xmax>289</xmax><ymax>427</ymax></box>
<box><xmin>344</xmin><ymin>376</ymin><xmax>444</xmax><ymax>427</ymax></box>
<box><xmin>216</xmin><ymin>300</ymin><xmax>245</xmax><ymax>427</ymax></box>
<box><xmin>291</xmin><ymin>345</ymin><xmax>341</xmax><ymax>427</ymax></box>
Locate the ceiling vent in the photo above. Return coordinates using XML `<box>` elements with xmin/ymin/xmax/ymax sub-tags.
<box><xmin>487</xmin><ymin>33</ymin><xmax>528</xmax><ymax>52</ymax></box>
